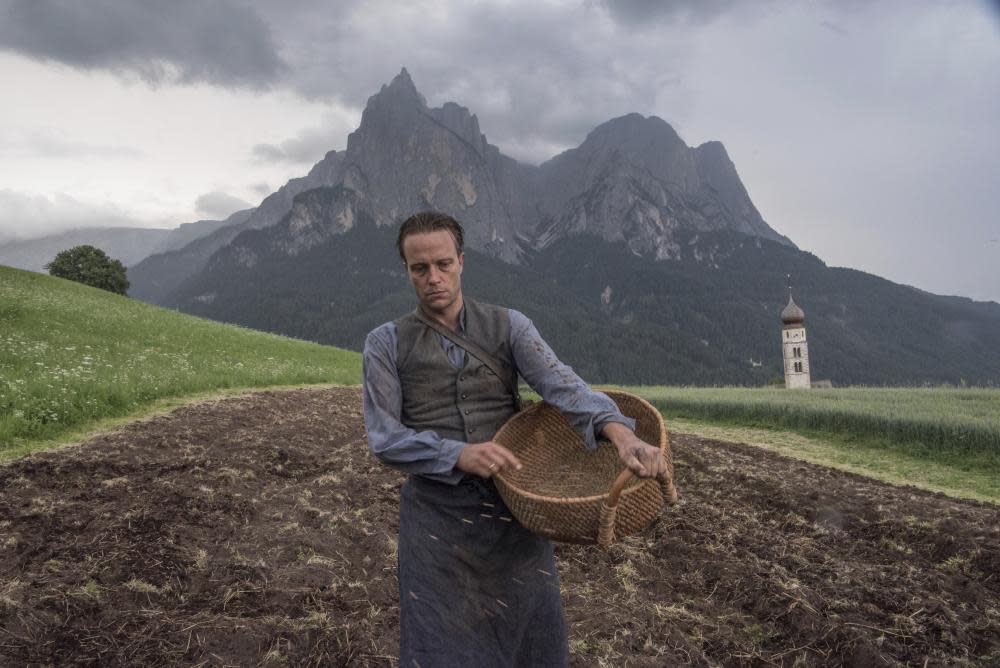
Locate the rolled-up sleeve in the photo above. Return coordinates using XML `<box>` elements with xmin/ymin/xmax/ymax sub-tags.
<box><xmin>362</xmin><ymin>323</ymin><xmax>466</xmax><ymax>485</ymax></box>
<box><xmin>508</xmin><ymin>309</ymin><xmax>635</xmax><ymax>450</ymax></box>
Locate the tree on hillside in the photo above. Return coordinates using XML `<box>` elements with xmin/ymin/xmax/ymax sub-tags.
<box><xmin>45</xmin><ymin>245</ymin><xmax>130</xmax><ymax>295</ymax></box>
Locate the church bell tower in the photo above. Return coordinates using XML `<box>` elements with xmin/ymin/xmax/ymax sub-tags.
<box><xmin>781</xmin><ymin>283</ymin><xmax>811</xmax><ymax>389</ymax></box>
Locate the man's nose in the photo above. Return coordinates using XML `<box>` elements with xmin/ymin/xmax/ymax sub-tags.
<box><xmin>427</xmin><ymin>266</ymin><xmax>442</xmax><ymax>284</ymax></box>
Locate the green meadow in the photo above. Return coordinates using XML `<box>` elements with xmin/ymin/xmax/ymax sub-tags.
<box><xmin>625</xmin><ymin>385</ymin><xmax>1000</xmax><ymax>503</ymax></box>
<box><xmin>0</xmin><ymin>265</ymin><xmax>361</xmax><ymax>457</ymax></box>
<box><xmin>631</xmin><ymin>385</ymin><xmax>1000</xmax><ymax>455</ymax></box>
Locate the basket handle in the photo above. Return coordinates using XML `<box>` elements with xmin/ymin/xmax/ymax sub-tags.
<box><xmin>659</xmin><ymin>471</ymin><xmax>679</xmax><ymax>506</ymax></box>
<box><xmin>597</xmin><ymin>469</ymin><xmax>679</xmax><ymax>549</ymax></box>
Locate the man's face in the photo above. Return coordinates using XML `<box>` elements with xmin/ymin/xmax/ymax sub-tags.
<box><xmin>402</xmin><ymin>229</ymin><xmax>464</xmax><ymax>315</ymax></box>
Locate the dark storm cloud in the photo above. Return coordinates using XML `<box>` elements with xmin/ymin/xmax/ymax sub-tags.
<box><xmin>2</xmin><ymin>0</ymin><xmax>995</xmax><ymax>300</ymax></box>
<box><xmin>255</xmin><ymin>1</ymin><xmax>689</xmax><ymax>164</ymax></box>
<box><xmin>0</xmin><ymin>0</ymin><xmax>286</xmax><ymax>88</ymax></box>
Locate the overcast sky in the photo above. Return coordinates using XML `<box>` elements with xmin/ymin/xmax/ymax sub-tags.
<box><xmin>1</xmin><ymin>0</ymin><xmax>998</xmax><ymax>302</ymax></box>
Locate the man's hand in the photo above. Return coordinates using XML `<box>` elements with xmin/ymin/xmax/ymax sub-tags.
<box><xmin>601</xmin><ymin>422</ymin><xmax>666</xmax><ymax>479</ymax></box>
<box><xmin>457</xmin><ymin>441</ymin><xmax>523</xmax><ymax>478</ymax></box>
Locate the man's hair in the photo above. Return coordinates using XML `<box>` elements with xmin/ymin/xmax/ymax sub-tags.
<box><xmin>396</xmin><ymin>211</ymin><xmax>464</xmax><ymax>262</ymax></box>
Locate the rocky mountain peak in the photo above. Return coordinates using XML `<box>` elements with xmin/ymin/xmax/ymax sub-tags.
<box><xmin>532</xmin><ymin>111</ymin><xmax>793</xmax><ymax>253</ymax></box>
<box><xmin>694</xmin><ymin>139</ymin><xmax>727</xmax><ymax>158</ymax></box>
<box><xmin>129</xmin><ymin>69</ymin><xmax>796</xmax><ymax>306</ymax></box>
<box><xmin>345</xmin><ymin>69</ymin><xmax>427</xmax><ymax>175</ymax></box>
<box><xmin>429</xmin><ymin>102</ymin><xmax>486</xmax><ymax>156</ymax></box>
<box><xmin>305</xmin><ymin>149</ymin><xmax>343</xmax><ymax>182</ymax></box>
<box><xmin>585</xmin><ymin>113</ymin><xmax>685</xmax><ymax>152</ymax></box>
<box><xmin>332</xmin><ymin>69</ymin><xmax>532</xmax><ymax>262</ymax></box>
<box><xmin>571</xmin><ymin>113</ymin><xmax>689</xmax><ymax>180</ymax></box>
<box><xmin>370</xmin><ymin>67</ymin><xmax>426</xmax><ymax>110</ymax></box>
<box><xmin>348</xmin><ymin>68</ymin><xmax>427</xmax><ymax>153</ymax></box>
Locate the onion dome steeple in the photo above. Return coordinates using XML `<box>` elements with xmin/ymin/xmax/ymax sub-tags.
<box><xmin>781</xmin><ymin>288</ymin><xmax>805</xmax><ymax>325</ymax></box>
<box><xmin>781</xmin><ymin>277</ymin><xmax>811</xmax><ymax>389</ymax></box>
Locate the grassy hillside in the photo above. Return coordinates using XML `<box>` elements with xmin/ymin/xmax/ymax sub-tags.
<box><xmin>0</xmin><ymin>265</ymin><xmax>361</xmax><ymax>454</ymax></box>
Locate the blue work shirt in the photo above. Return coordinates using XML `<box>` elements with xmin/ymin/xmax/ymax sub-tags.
<box><xmin>362</xmin><ymin>305</ymin><xmax>636</xmax><ymax>485</ymax></box>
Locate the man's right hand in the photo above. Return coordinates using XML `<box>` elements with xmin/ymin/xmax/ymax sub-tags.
<box><xmin>457</xmin><ymin>441</ymin><xmax>522</xmax><ymax>478</ymax></box>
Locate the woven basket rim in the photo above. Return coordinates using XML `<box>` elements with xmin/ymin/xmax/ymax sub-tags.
<box><xmin>494</xmin><ymin>389</ymin><xmax>666</xmax><ymax>504</ymax></box>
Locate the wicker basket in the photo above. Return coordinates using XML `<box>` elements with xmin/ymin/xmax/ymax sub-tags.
<box><xmin>493</xmin><ymin>390</ymin><xmax>678</xmax><ymax>548</ymax></box>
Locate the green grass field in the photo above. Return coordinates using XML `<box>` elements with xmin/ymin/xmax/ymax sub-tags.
<box><xmin>630</xmin><ymin>385</ymin><xmax>1000</xmax><ymax>455</ymax></box>
<box><xmin>621</xmin><ymin>386</ymin><xmax>1000</xmax><ymax>503</ymax></box>
<box><xmin>0</xmin><ymin>266</ymin><xmax>361</xmax><ymax>456</ymax></box>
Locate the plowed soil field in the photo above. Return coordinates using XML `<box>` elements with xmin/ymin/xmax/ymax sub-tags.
<box><xmin>1</xmin><ymin>387</ymin><xmax>998</xmax><ymax>667</ymax></box>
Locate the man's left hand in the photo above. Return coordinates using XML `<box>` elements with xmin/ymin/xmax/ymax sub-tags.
<box><xmin>601</xmin><ymin>423</ymin><xmax>666</xmax><ymax>479</ymax></box>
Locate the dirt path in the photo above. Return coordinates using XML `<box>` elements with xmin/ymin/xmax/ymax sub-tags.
<box><xmin>1</xmin><ymin>387</ymin><xmax>997</xmax><ymax>667</ymax></box>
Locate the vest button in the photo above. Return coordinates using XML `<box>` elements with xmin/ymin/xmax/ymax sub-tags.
<box><xmin>461</xmin><ymin>393</ymin><xmax>468</xmax><ymax>399</ymax></box>
<box><xmin>464</xmin><ymin>409</ymin><xmax>471</xmax><ymax>415</ymax></box>
<box><xmin>459</xmin><ymin>375</ymin><xmax>465</xmax><ymax>382</ymax></box>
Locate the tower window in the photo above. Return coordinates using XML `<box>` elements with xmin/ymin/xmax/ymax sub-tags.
<box><xmin>794</xmin><ymin>362</ymin><xmax>802</xmax><ymax>373</ymax></box>
<box><xmin>794</xmin><ymin>347</ymin><xmax>801</xmax><ymax>358</ymax></box>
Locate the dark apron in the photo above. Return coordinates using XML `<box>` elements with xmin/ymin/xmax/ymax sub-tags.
<box><xmin>398</xmin><ymin>474</ymin><xmax>569</xmax><ymax>668</ymax></box>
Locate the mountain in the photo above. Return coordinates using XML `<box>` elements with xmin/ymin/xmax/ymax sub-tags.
<box><xmin>336</xmin><ymin>69</ymin><xmax>537</xmax><ymax>261</ymax></box>
<box><xmin>129</xmin><ymin>69</ymin><xmax>1000</xmax><ymax>385</ymax></box>
<box><xmin>127</xmin><ymin>151</ymin><xmax>345</xmax><ymax>302</ymax></box>
<box><xmin>532</xmin><ymin>114</ymin><xmax>792</xmax><ymax>257</ymax></box>
<box><xmin>529</xmin><ymin>232</ymin><xmax>1000</xmax><ymax>385</ymax></box>
<box><xmin>128</xmin><ymin>68</ymin><xmax>539</xmax><ymax>303</ymax></box>
<box><xmin>165</xmin><ymin>186</ymin><xmax>1000</xmax><ymax>386</ymax></box>
<box><xmin>169</xmin><ymin>203</ymin><xmax>725</xmax><ymax>384</ymax></box>
<box><xmin>132</xmin><ymin>69</ymin><xmax>786</xmax><ymax>302</ymax></box>
<box><xmin>150</xmin><ymin>209</ymin><xmax>253</xmax><ymax>255</ymax></box>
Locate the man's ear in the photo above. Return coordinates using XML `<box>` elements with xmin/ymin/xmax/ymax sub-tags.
<box><xmin>457</xmin><ymin>252</ymin><xmax>464</xmax><ymax>272</ymax></box>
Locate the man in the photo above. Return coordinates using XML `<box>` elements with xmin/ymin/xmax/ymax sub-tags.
<box><xmin>362</xmin><ymin>211</ymin><xmax>667</xmax><ymax>667</ymax></box>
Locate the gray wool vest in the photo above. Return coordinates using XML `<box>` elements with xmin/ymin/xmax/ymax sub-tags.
<box><xmin>395</xmin><ymin>300</ymin><xmax>519</xmax><ymax>443</ymax></box>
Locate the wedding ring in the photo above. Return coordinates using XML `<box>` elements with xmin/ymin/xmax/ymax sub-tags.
<box><xmin>488</xmin><ymin>463</ymin><xmax>497</xmax><ymax>471</ymax></box>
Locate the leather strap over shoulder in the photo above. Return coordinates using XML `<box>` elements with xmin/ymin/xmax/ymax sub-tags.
<box><xmin>414</xmin><ymin>307</ymin><xmax>522</xmax><ymax>407</ymax></box>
